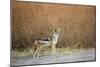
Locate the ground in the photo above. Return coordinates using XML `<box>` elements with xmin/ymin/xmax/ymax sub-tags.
<box><xmin>11</xmin><ymin>48</ymin><xmax>95</xmax><ymax>66</ymax></box>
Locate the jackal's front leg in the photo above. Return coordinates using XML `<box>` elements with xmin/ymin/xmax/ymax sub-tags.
<box><xmin>51</xmin><ymin>45</ymin><xmax>56</xmax><ymax>55</ymax></box>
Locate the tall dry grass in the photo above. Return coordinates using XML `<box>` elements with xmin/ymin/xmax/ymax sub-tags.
<box><xmin>11</xmin><ymin>1</ymin><xmax>96</xmax><ymax>50</ymax></box>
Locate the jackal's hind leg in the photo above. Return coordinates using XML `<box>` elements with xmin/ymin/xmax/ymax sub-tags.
<box><xmin>34</xmin><ymin>46</ymin><xmax>42</xmax><ymax>58</ymax></box>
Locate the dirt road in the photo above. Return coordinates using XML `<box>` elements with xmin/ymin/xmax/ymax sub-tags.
<box><xmin>11</xmin><ymin>49</ymin><xmax>95</xmax><ymax>66</ymax></box>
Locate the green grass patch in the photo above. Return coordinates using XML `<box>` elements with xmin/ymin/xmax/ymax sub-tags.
<box><xmin>11</xmin><ymin>48</ymin><xmax>34</xmax><ymax>57</ymax></box>
<box><xmin>11</xmin><ymin>45</ymin><xmax>95</xmax><ymax>57</ymax></box>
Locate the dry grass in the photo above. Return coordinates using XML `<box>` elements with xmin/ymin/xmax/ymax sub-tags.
<box><xmin>12</xmin><ymin>1</ymin><xmax>96</xmax><ymax>50</ymax></box>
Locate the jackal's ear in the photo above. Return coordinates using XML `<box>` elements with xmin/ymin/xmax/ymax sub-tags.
<box><xmin>55</xmin><ymin>27</ymin><xmax>61</xmax><ymax>33</ymax></box>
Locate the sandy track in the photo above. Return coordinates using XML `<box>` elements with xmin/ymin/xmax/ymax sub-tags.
<box><xmin>11</xmin><ymin>49</ymin><xmax>95</xmax><ymax>66</ymax></box>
